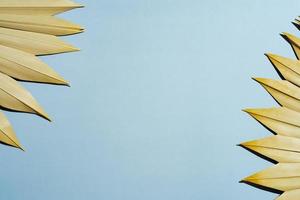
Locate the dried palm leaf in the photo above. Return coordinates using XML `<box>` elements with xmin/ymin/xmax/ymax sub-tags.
<box><xmin>266</xmin><ymin>53</ymin><xmax>300</xmax><ymax>87</ymax></box>
<box><xmin>281</xmin><ymin>32</ymin><xmax>300</xmax><ymax>60</ymax></box>
<box><xmin>243</xmin><ymin>163</ymin><xmax>300</xmax><ymax>191</ymax></box>
<box><xmin>276</xmin><ymin>189</ymin><xmax>300</xmax><ymax>200</ymax></box>
<box><xmin>0</xmin><ymin>72</ymin><xmax>50</xmax><ymax>121</ymax></box>
<box><xmin>240</xmin><ymin>135</ymin><xmax>300</xmax><ymax>163</ymax></box>
<box><xmin>0</xmin><ymin>0</ymin><xmax>83</xmax><ymax>15</ymax></box>
<box><xmin>239</xmin><ymin>16</ymin><xmax>300</xmax><ymax>198</ymax></box>
<box><xmin>244</xmin><ymin>107</ymin><xmax>300</xmax><ymax>138</ymax></box>
<box><xmin>292</xmin><ymin>18</ymin><xmax>300</xmax><ymax>34</ymax></box>
<box><xmin>0</xmin><ymin>44</ymin><xmax>69</xmax><ymax>85</ymax></box>
<box><xmin>0</xmin><ymin>14</ymin><xmax>83</xmax><ymax>35</ymax></box>
<box><xmin>0</xmin><ymin>112</ymin><xmax>22</xmax><ymax>150</ymax></box>
<box><xmin>253</xmin><ymin>78</ymin><xmax>300</xmax><ymax>112</ymax></box>
<box><xmin>0</xmin><ymin>0</ymin><xmax>83</xmax><ymax>149</ymax></box>
<box><xmin>0</xmin><ymin>27</ymin><xmax>78</xmax><ymax>55</ymax></box>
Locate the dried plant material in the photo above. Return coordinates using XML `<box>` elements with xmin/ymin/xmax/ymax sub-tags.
<box><xmin>244</xmin><ymin>107</ymin><xmax>300</xmax><ymax>138</ymax></box>
<box><xmin>266</xmin><ymin>53</ymin><xmax>300</xmax><ymax>87</ymax></box>
<box><xmin>0</xmin><ymin>112</ymin><xmax>22</xmax><ymax>150</ymax></box>
<box><xmin>281</xmin><ymin>32</ymin><xmax>300</xmax><ymax>59</ymax></box>
<box><xmin>240</xmin><ymin>16</ymin><xmax>300</xmax><ymax>198</ymax></box>
<box><xmin>0</xmin><ymin>72</ymin><xmax>50</xmax><ymax>121</ymax></box>
<box><xmin>0</xmin><ymin>44</ymin><xmax>69</xmax><ymax>85</ymax></box>
<box><xmin>0</xmin><ymin>14</ymin><xmax>83</xmax><ymax>35</ymax></box>
<box><xmin>240</xmin><ymin>135</ymin><xmax>300</xmax><ymax>163</ymax></box>
<box><xmin>276</xmin><ymin>189</ymin><xmax>300</xmax><ymax>200</ymax></box>
<box><xmin>243</xmin><ymin>163</ymin><xmax>300</xmax><ymax>191</ymax></box>
<box><xmin>0</xmin><ymin>0</ymin><xmax>82</xmax><ymax>15</ymax></box>
<box><xmin>0</xmin><ymin>1</ymin><xmax>83</xmax><ymax>150</ymax></box>
<box><xmin>253</xmin><ymin>78</ymin><xmax>300</xmax><ymax>112</ymax></box>
<box><xmin>0</xmin><ymin>27</ymin><xmax>78</xmax><ymax>55</ymax></box>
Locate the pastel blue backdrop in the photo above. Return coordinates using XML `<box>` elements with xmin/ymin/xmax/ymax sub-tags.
<box><xmin>0</xmin><ymin>0</ymin><xmax>299</xmax><ymax>199</ymax></box>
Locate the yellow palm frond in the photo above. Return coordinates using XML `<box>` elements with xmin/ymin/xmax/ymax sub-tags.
<box><xmin>240</xmin><ymin>135</ymin><xmax>300</xmax><ymax>163</ymax></box>
<box><xmin>253</xmin><ymin>78</ymin><xmax>300</xmax><ymax>112</ymax></box>
<box><xmin>0</xmin><ymin>0</ymin><xmax>82</xmax><ymax>15</ymax></box>
<box><xmin>0</xmin><ymin>14</ymin><xmax>83</xmax><ymax>35</ymax></box>
<box><xmin>0</xmin><ymin>112</ymin><xmax>22</xmax><ymax>150</ymax></box>
<box><xmin>0</xmin><ymin>45</ymin><xmax>69</xmax><ymax>85</ymax></box>
<box><xmin>276</xmin><ymin>189</ymin><xmax>300</xmax><ymax>200</ymax></box>
<box><xmin>266</xmin><ymin>53</ymin><xmax>300</xmax><ymax>87</ymax></box>
<box><xmin>240</xmin><ymin>16</ymin><xmax>300</xmax><ymax>199</ymax></box>
<box><xmin>244</xmin><ymin>107</ymin><xmax>300</xmax><ymax>138</ymax></box>
<box><xmin>0</xmin><ymin>27</ymin><xmax>79</xmax><ymax>55</ymax></box>
<box><xmin>0</xmin><ymin>72</ymin><xmax>50</xmax><ymax>121</ymax></box>
<box><xmin>281</xmin><ymin>32</ymin><xmax>300</xmax><ymax>59</ymax></box>
<box><xmin>0</xmin><ymin>0</ymin><xmax>83</xmax><ymax>150</ymax></box>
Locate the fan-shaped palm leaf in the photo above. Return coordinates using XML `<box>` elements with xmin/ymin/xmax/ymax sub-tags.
<box><xmin>0</xmin><ymin>0</ymin><xmax>83</xmax><ymax>150</ymax></box>
<box><xmin>240</xmin><ymin>16</ymin><xmax>300</xmax><ymax>199</ymax></box>
<box><xmin>0</xmin><ymin>14</ymin><xmax>83</xmax><ymax>35</ymax></box>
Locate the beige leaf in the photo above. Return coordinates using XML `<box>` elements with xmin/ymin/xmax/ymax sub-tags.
<box><xmin>240</xmin><ymin>135</ymin><xmax>300</xmax><ymax>163</ymax></box>
<box><xmin>0</xmin><ymin>111</ymin><xmax>23</xmax><ymax>150</ymax></box>
<box><xmin>265</xmin><ymin>53</ymin><xmax>300</xmax><ymax>87</ymax></box>
<box><xmin>0</xmin><ymin>72</ymin><xmax>50</xmax><ymax>121</ymax></box>
<box><xmin>240</xmin><ymin>17</ymin><xmax>300</xmax><ymax>197</ymax></box>
<box><xmin>281</xmin><ymin>32</ymin><xmax>300</xmax><ymax>60</ymax></box>
<box><xmin>0</xmin><ymin>0</ymin><xmax>82</xmax><ymax>15</ymax></box>
<box><xmin>0</xmin><ymin>44</ymin><xmax>69</xmax><ymax>85</ymax></box>
<box><xmin>243</xmin><ymin>107</ymin><xmax>300</xmax><ymax>138</ymax></box>
<box><xmin>276</xmin><ymin>189</ymin><xmax>300</xmax><ymax>200</ymax></box>
<box><xmin>0</xmin><ymin>14</ymin><xmax>83</xmax><ymax>36</ymax></box>
<box><xmin>243</xmin><ymin>163</ymin><xmax>300</xmax><ymax>191</ymax></box>
<box><xmin>292</xmin><ymin>18</ymin><xmax>300</xmax><ymax>36</ymax></box>
<box><xmin>0</xmin><ymin>1</ymin><xmax>84</xmax><ymax>150</ymax></box>
<box><xmin>253</xmin><ymin>78</ymin><xmax>300</xmax><ymax>112</ymax></box>
<box><xmin>0</xmin><ymin>27</ymin><xmax>78</xmax><ymax>55</ymax></box>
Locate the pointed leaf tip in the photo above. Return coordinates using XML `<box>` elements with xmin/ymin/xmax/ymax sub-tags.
<box><xmin>252</xmin><ymin>77</ymin><xmax>266</xmax><ymax>84</ymax></box>
<box><xmin>242</xmin><ymin>108</ymin><xmax>254</xmax><ymax>114</ymax></box>
<box><xmin>264</xmin><ymin>53</ymin><xmax>278</xmax><ymax>59</ymax></box>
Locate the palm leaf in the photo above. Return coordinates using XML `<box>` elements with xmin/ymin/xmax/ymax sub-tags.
<box><xmin>0</xmin><ymin>44</ymin><xmax>68</xmax><ymax>85</ymax></box>
<box><xmin>253</xmin><ymin>78</ymin><xmax>300</xmax><ymax>112</ymax></box>
<box><xmin>266</xmin><ymin>53</ymin><xmax>300</xmax><ymax>87</ymax></box>
<box><xmin>0</xmin><ymin>0</ymin><xmax>83</xmax><ymax>15</ymax></box>
<box><xmin>281</xmin><ymin>32</ymin><xmax>300</xmax><ymax>60</ymax></box>
<box><xmin>0</xmin><ymin>27</ymin><xmax>78</xmax><ymax>55</ymax></box>
<box><xmin>276</xmin><ymin>189</ymin><xmax>300</xmax><ymax>200</ymax></box>
<box><xmin>292</xmin><ymin>18</ymin><xmax>300</xmax><ymax>33</ymax></box>
<box><xmin>240</xmin><ymin>135</ymin><xmax>300</xmax><ymax>163</ymax></box>
<box><xmin>0</xmin><ymin>1</ymin><xmax>83</xmax><ymax>149</ymax></box>
<box><xmin>243</xmin><ymin>163</ymin><xmax>300</xmax><ymax>192</ymax></box>
<box><xmin>0</xmin><ymin>72</ymin><xmax>50</xmax><ymax>121</ymax></box>
<box><xmin>244</xmin><ymin>107</ymin><xmax>300</xmax><ymax>138</ymax></box>
<box><xmin>240</xmin><ymin>16</ymin><xmax>300</xmax><ymax>197</ymax></box>
<box><xmin>0</xmin><ymin>111</ymin><xmax>22</xmax><ymax>150</ymax></box>
<box><xmin>0</xmin><ymin>14</ymin><xmax>83</xmax><ymax>35</ymax></box>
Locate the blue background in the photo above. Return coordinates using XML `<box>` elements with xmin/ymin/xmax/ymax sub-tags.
<box><xmin>0</xmin><ymin>0</ymin><xmax>299</xmax><ymax>199</ymax></box>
